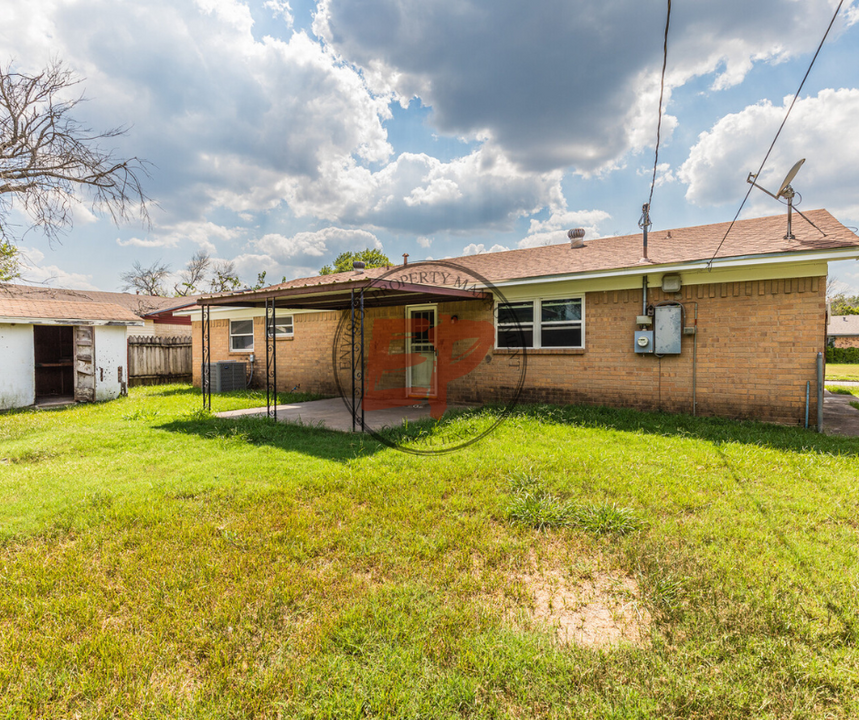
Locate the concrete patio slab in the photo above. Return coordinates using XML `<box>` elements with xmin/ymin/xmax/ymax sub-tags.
<box><xmin>215</xmin><ymin>397</ymin><xmax>471</xmax><ymax>433</ymax></box>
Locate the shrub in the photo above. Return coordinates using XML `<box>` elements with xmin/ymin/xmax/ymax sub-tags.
<box><xmin>826</xmin><ymin>346</ymin><xmax>859</xmax><ymax>364</ymax></box>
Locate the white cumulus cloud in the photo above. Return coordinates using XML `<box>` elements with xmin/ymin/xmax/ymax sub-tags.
<box><xmin>462</xmin><ymin>243</ymin><xmax>510</xmax><ymax>256</ymax></box>
<box><xmin>679</xmin><ymin>88</ymin><xmax>859</xmax><ymax>224</ymax></box>
<box><xmin>314</xmin><ymin>0</ymin><xmax>856</xmax><ymax>174</ymax></box>
<box><xmin>255</xmin><ymin>227</ymin><xmax>383</xmax><ymax>264</ymax></box>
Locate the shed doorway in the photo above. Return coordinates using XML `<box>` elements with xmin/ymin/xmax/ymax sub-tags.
<box><xmin>34</xmin><ymin>325</ymin><xmax>74</xmax><ymax>403</ymax></box>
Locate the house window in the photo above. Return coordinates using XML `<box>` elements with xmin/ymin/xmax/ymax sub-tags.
<box><xmin>497</xmin><ymin>301</ymin><xmax>534</xmax><ymax>348</ymax></box>
<box><xmin>496</xmin><ymin>297</ymin><xmax>583</xmax><ymax>349</ymax></box>
<box><xmin>540</xmin><ymin>298</ymin><xmax>582</xmax><ymax>347</ymax></box>
<box><xmin>267</xmin><ymin>315</ymin><xmax>294</xmax><ymax>339</ymax></box>
<box><xmin>230</xmin><ymin>319</ymin><xmax>254</xmax><ymax>351</ymax></box>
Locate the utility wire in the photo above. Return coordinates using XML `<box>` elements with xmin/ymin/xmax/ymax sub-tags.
<box><xmin>646</xmin><ymin>0</ymin><xmax>672</xmax><ymax>215</ymax></box>
<box><xmin>707</xmin><ymin>0</ymin><xmax>845</xmax><ymax>269</ymax></box>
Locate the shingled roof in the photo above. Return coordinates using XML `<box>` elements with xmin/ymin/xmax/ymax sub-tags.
<box><xmin>0</xmin><ymin>283</ymin><xmax>187</xmax><ymax>316</ymax></box>
<box><xmin>200</xmin><ymin>209</ymin><xmax>859</xmax><ymax>307</ymax></box>
<box><xmin>0</xmin><ymin>297</ymin><xmax>144</xmax><ymax>324</ymax></box>
<box><xmin>828</xmin><ymin>315</ymin><xmax>859</xmax><ymax>336</ymax></box>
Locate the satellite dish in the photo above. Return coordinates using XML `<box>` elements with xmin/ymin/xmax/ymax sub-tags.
<box><xmin>777</xmin><ymin>158</ymin><xmax>805</xmax><ymax>198</ymax></box>
<box><xmin>746</xmin><ymin>158</ymin><xmax>813</xmax><ymax>239</ymax></box>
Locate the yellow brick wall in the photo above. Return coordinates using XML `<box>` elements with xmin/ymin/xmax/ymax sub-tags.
<box><xmin>191</xmin><ymin>312</ymin><xmax>342</xmax><ymax>395</ymax></box>
<box><xmin>193</xmin><ymin>275</ymin><xmax>826</xmax><ymax>425</ymax></box>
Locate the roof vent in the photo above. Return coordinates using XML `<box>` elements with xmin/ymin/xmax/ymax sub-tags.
<box><xmin>568</xmin><ymin>228</ymin><xmax>586</xmax><ymax>249</ymax></box>
<box><xmin>353</xmin><ymin>260</ymin><xmax>365</xmax><ymax>273</ymax></box>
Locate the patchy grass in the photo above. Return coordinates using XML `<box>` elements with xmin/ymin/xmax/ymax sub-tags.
<box><xmin>827</xmin><ymin>363</ymin><xmax>859</xmax><ymax>382</ymax></box>
<box><xmin>1</xmin><ymin>386</ymin><xmax>859</xmax><ymax>718</ymax></box>
<box><xmin>506</xmin><ymin>471</ymin><xmax>640</xmax><ymax>535</ymax></box>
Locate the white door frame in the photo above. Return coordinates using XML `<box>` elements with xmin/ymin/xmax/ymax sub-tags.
<box><xmin>405</xmin><ymin>304</ymin><xmax>437</xmax><ymax>398</ymax></box>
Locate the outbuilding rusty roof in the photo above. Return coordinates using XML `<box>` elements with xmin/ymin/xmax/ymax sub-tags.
<box><xmin>0</xmin><ymin>297</ymin><xmax>143</xmax><ymax>324</ymax></box>
<box><xmin>0</xmin><ymin>283</ymin><xmax>189</xmax><ymax>316</ymax></box>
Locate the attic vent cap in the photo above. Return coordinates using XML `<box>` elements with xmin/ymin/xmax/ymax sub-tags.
<box><xmin>568</xmin><ymin>227</ymin><xmax>586</xmax><ymax>249</ymax></box>
<box><xmin>352</xmin><ymin>260</ymin><xmax>366</xmax><ymax>272</ymax></box>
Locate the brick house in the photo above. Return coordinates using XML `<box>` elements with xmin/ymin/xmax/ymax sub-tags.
<box><xmin>827</xmin><ymin>315</ymin><xmax>859</xmax><ymax>349</ymax></box>
<box><xmin>188</xmin><ymin>209</ymin><xmax>859</xmax><ymax>425</ymax></box>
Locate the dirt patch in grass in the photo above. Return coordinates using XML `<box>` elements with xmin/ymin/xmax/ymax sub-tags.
<box><xmin>519</xmin><ymin>568</ymin><xmax>650</xmax><ymax>648</ymax></box>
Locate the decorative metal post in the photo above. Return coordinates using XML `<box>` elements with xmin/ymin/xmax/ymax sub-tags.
<box><xmin>202</xmin><ymin>304</ymin><xmax>211</xmax><ymax>410</ymax></box>
<box><xmin>351</xmin><ymin>289</ymin><xmax>356</xmax><ymax>432</ymax></box>
<box><xmin>349</xmin><ymin>288</ymin><xmax>365</xmax><ymax>432</ymax></box>
<box><xmin>266</xmin><ymin>296</ymin><xmax>277</xmax><ymax>420</ymax></box>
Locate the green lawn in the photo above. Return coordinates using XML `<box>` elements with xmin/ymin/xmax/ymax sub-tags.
<box><xmin>1</xmin><ymin>385</ymin><xmax>859</xmax><ymax>718</ymax></box>
<box><xmin>827</xmin><ymin>363</ymin><xmax>859</xmax><ymax>382</ymax></box>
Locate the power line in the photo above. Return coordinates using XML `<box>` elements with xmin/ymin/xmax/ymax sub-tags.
<box><xmin>646</xmin><ymin>0</ymin><xmax>672</xmax><ymax>214</ymax></box>
<box><xmin>707</xmin><ymin>0</ymin><xmax>845</xmax><ymax>269</ymax></box>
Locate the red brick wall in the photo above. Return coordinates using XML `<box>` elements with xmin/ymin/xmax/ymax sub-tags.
<box><xmin>193</xmin><ymin>275</ymin><xmax>826</xmax><ymax>425</ymax></box>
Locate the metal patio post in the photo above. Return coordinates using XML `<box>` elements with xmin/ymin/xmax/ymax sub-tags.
<box><xmin>351</xmin><ymin>289</ymin><xmax>356</xmax><ymax>432</ymax></box>
<box><xmin>266</xmin><ymin>297</ymin><xmax>278</xmax><ymax>420</ymax></box>
<box><xmin>360</xmin><ymin>288</ymin><xmax>365</xmax><ymax>431</ymax></box>
<box><xmin>202</xmin><ymin>304</ymin><xmax>211</xmax><ymax>411</ymax></box>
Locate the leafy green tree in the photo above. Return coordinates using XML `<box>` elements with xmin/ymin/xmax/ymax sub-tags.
<box><xmin>829</xmin><ymin>293</ymin><xmax>859</xmax><ymax>316</ymax></box>
<box><xmin>0</xmin><ymin>240</ymin><xmax>20</xmax><ymax>281</ymax></box>
<box><xmin>319</xmin><ymin>248</ymin><xmax>391</xmax><ymax>275</ymax></box>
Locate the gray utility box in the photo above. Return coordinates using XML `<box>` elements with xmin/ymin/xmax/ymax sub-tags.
<box><xmin>635</xmin><ymin>330</ymin><xmax>654</xmax><ymax>354</ymax></box>
<box><xmin>654</xmin><ymin>306</ymin><xmax>682</xmax><ymax>354</ymax></box>
<box><xmin>211</xmin><ymin>361</ymin><xmax>247</xmax><ymax>392</ymax></box>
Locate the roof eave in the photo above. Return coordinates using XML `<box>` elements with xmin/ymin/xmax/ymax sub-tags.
<box><xmin>490</xmin><ymin>246</ymin><xmax>859</xmax><ymax>288</ymax></box>
<box><xmin>0</xmin><ymin>317</ymin><xmax>144</xmax><ymax>325</ymax></box>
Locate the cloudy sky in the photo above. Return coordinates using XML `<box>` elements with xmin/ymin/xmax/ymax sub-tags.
<box><xmin>3</xmin><ymin>0</ymin><xmax>859</xmax><ymax>293</ymax></box>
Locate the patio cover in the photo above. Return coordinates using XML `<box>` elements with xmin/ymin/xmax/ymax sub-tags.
<box><xmin>197</xmin><ymin>276</ymin><xmax>492</xmax><ymax>310</ymax></box>
<box><xmin>197</xmin><ymin>275</ymin><xmax>493</xmax><ymax>429</ymax></box>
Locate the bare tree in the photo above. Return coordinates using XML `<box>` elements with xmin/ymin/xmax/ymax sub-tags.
<box><xmin>208</xmin><ymin>259</ymin><xmax>240</xmax><ymax>293</ymax></box>
<box><xmin>120</xmin><ymin>259</ymin><xmax>171</xmax><ymax>296</ymax></box>
<box><xmin>174</xmin><ymin>250</ymin><xmax>210</xmax><ymax>296</ymax></box>
<box><xmin>0</xmin><ymin>60</ymin><xmax>149</xmax><ymax>243</ymax></box>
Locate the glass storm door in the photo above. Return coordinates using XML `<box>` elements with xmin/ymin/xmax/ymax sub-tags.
<box><xmin>407</xmin><ymin>307</ymin><xmax>437</xmax><ymax>398</ymax></box>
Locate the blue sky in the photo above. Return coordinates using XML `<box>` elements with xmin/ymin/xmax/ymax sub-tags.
<box><xmin>3</xmin><ymin>0</ymin><xmax>859</xmax><ymax>294</ymax></box>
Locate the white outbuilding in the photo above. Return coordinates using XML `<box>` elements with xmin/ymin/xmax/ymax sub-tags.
<box><xmin>0</xmin><ymin>297</ymin><xmax>143</xmax><ymax>410</ymax></box>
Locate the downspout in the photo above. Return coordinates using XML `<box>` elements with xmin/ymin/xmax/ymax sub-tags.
<box><xmin>817</xmin><ymin>352</ymin><xmax>824</xmax><ymax>433</ymax></box>
<box><xmin>691</xmin><ymin>302</ymin><xmax>698</xmax><ymax>417</ymax></box>
<box><xmin>642</xmin><ymin>275</ymin><xmax>648</xmax><ymax>316</ymax></box>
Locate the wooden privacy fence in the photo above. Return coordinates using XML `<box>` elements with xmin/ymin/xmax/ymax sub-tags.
<box><xmin>128</xmin><ymin>336</ymin><xmax>192</xmax><ymax>386</ymax></box>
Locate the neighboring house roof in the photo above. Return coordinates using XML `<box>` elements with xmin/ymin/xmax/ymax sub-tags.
<box><xmin>199</xmin><ymin>209</ymin><xmax>859</xmax><ymax>308</ymax></box>
<box><xmin>827</xmin><ymin>315</ymin><xmax>859</xmax><ymax>336</ymax></box>
<box><xmin>0</xmin><ymin>283</ymin><xmax>191</xmax><ymax>317</ymax></box>
<box><xmin>141</xmin><ymin>298</ymin><xmax>199</xmax><ymax>318</ymax></box>
<box><xmin>0</xmin><ymin>297</ymin><xmax>144</xmax><ymax>325</ymax></box>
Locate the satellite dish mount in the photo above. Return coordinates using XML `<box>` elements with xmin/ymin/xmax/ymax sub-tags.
<box><xmin>746</xmin><ymin>158</ymin><xmax>824</xmax><ymax>239</ymax></box>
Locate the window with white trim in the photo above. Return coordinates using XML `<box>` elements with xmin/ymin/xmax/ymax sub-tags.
<box><xmin>229</xmin><ymin>319</ymin><xmax>254</xmax><ymax>351</ymax></box>
<box><xmin>267</xmin><ymin>314</ymin><xmax>294</xmax><ymax>338</ymax></box>
<box><xmin>496</xmin><ymin>297</ymin><xmax>583</xmax><ymax>349</ymax></box>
